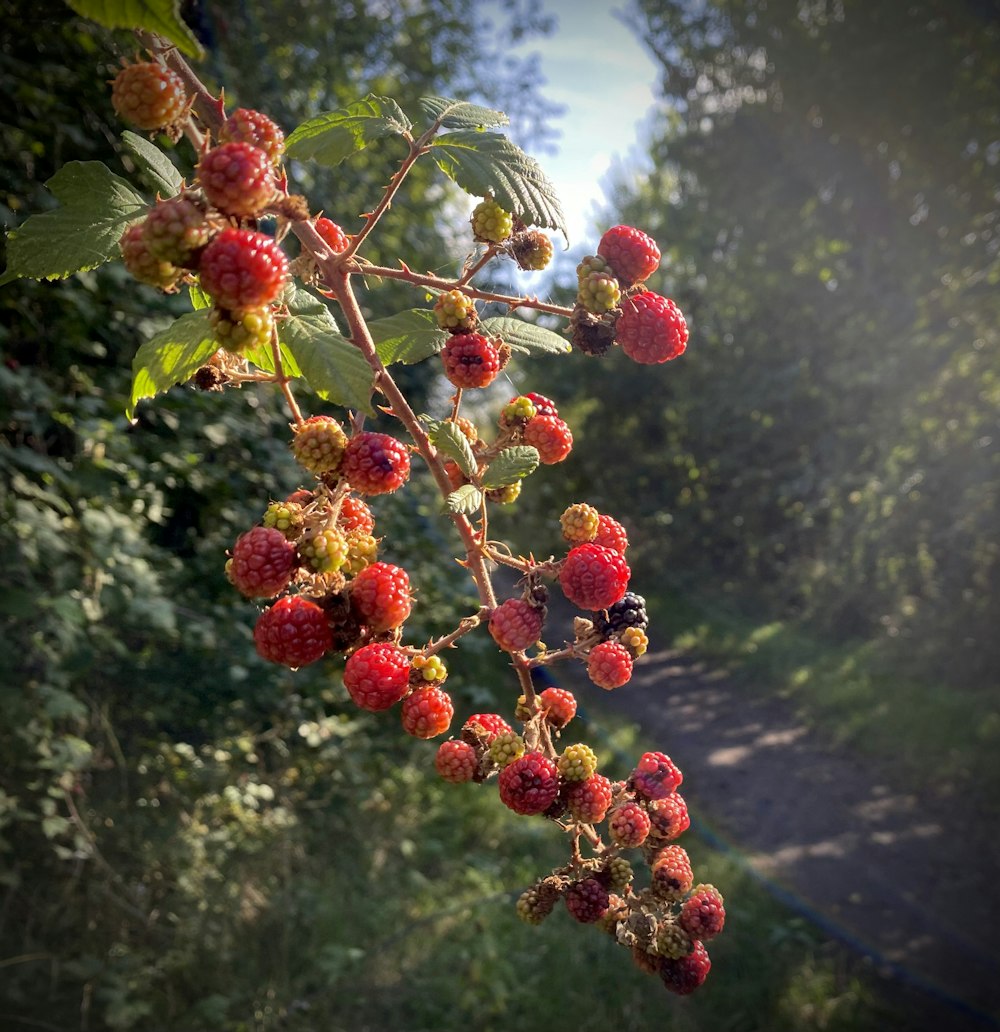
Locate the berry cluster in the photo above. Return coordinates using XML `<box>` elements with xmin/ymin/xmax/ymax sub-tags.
<box><xmin>567</xmin><ymin>225</ymin><xmax>689</xmax><ymax>365</ymax></box>
<box><xmin>115</xmin><ymin>101</ymin><xmax>295</xmax><ymax>355</ymax></box>
<box><xmin>503</xmin><ymin>749</ymin><xmax>723</xmax><ymax>996</ymax></box>
<box><xmin>102</xmin><ymin>58</ymin><xmax>717</xmax><ymax>1000</ymax></box>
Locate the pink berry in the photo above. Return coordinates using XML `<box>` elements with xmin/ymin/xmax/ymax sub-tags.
<box><xmin>198</xmin><ymin>228</ymin><xmax>288</xmax><ymax>310</ymax></box>
<box><xmin>254</xmin><ymin>596</ymin><xmax>332</xmax><ymax>668</ymax></box>
<box><xmin>343</xmin><ymin>642</ymin><xmax>411</xmax><ymax>711</ymax></box>
<box><xmin>616</xmin><ymin>291</ymin><xmax>688</xmax><ymax>365</ymax></box>
<box><xmin>560</xmin><ymin>543</ymin><xmax>630</xmax><ymax>611</ymax></box>
<box><xmin>228</xmin><ymin>526</ymin><xmax>296</xmax><ymax>598</ymax></box>
<box><xmin>401</xmin><ymin>686</ymin><xmax>454</xmax><ymax>738</ymax></box>
<box><xmin>350</xmin><ymin>562</ymin><xmax>412</xmax><ymax>633</ymax></box>
<box><xmin>342</xmin><ymin>432</ymin><xmax>410</xmax><ymax>496</ymax></box>
<box><xmin>597</xmin><ymin>225</ymin><xmax>661</xmax><ymax>287</ymax></box>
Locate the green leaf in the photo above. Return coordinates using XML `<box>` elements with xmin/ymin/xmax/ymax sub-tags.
<box><xmin>280</xmin><ymin>285</ymin><xmax>374</xmax><ymax>413</ymax></box>
<box><xmin>127</xmin><ymin>311</ymin><xmax>216</xmax><ymax>419</ymax></box>
<box><xmin>188</xmin><ymin>283</ymin><xmax>211</xmax><ymax>310</ymax></box>
<box><xmin>444</xmin><ymin>484</ymin><xmax>483</xmax><ymax>516</ymax></box>
<box><xmin>121</xmin><ymin>131</ymin><xmax>183</xmax><ymax>196</ymax></box>
<box><xmin>65</xmin><ymin>0</ymin><xmax>203</xmax><ymax>58</ymax></box>
<box><xmin>370</xmin><ymin>309</ymin><xmax>448</xmax><ymax>365</ymax></box>
<box><xmin>244</xmin><ymin>338</ymin><xmax>303</xmax><ymax>379</ymax></box>
<box><xmin>418</xmin><ymin>96</ymin><xmax>509</xmax><ymax>130</ymax></box>
<box><xmin>481</xmin><ymin>316</ymin><xmax>570</xmax><ymax>355</ymax></box>
<box><xmin>428</xmin><ymin>421</ymin><xmax>477</xmax><ymax>479</ymax></box>
<box><xmin>481</xmin><ymin>446</ymin><xmax>540</xmax><ymax>489</ymax></box>
<box><xmin>285</xmin><ymin>95</ymin><xmax>412</xmax><ymax>167</ymax></box>
<box><xmin>430</xmin><ymin>130</ymin><xmax>566</xmax><ymax>235</ymax></box>
<box><xmin>1</xmin><ymin>162</ymin><xmax>147</xmax><ymax>285</ymax></box>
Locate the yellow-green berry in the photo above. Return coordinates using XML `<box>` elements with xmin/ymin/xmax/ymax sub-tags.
<box><xmin>560</xmin><ymin>503</ymin><xmax>600</xmax><ymax>543</ymax></box>
<box><xmin>490</xmin><ymin>731</ymin><xmax>526</xmax><ymax>768</ymax></box>
<box><xmin>655</xmin><ymin>918</ymin><xmax>694</xmax><ymax>960</ymax></box>
<box><xmin>411</xmin><ymin>654</ymin><xmax>448</xmax><ymax>684</ymax></box>
<box><xmin>486</xmin><ymin>482</ymin><xmax>522</xmax><ymax>505</ymax></box>
<box><xmin>300</xmin><ymin>526</ymin><xmax>348</xmax><ymax>574</ymax></box>
<box><xmin>291</xmin><ymin>415</ymin><xmax>348</xmax><ymax>474</ymax></box>
<box><xmin>343</xmin><ymin>530</ymin><xmax>378</xmax><ymax>575</ymax></box>
<box><xmin>210</xmin><ymin>305</ymin><xmax>274</xmax><ymax>354</ymax></box>
<box><xmin>263</xmin><ymin>500</ymin><xmax>304</xmax><ymax>540</ymax></box>
<box><xmin>471</xmin><ymin>197</ymin><xmax>514</xmax><ymax>243</ymax></box>
<box><xmin>557</xmin><ymin>742</ymin><xmax>598</xmax><ymax>781</ymax></box>
<box><xmin>578</xmin><ymin>270</ymin><xmax>621</xmax><ymax>315</ymax></box>
<box><xmin>511</xmin><ymin>229</ymin><xmax>554</xmax><ymax>271</ymax></box>
<box><xmin>434</xmin><ymin>289</ymin><xmax>477</xmax><ymax>332</ymax></box>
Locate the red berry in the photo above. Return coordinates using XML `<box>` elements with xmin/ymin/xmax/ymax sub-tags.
<box><xmin>647</xmin><ymin>793</ymin><xmax>690</xmax><ymax>845</ymax></box>
<box><xmin>337</xmin><ymin>495</ymin><xmax>375</xmax><ymax>535</ymax></box>
<box><xmin>435</xmin><ymin>739</ymin><xmax>477</xmax><ymax>782</ymax></box>
<box><xmin>343</xmin><ymin>642</ymin><xmax>411</xmax><ymax>711</ymax></box>
<box><xmin>660</xmin><ymin>940</ymin><xmax>711</xmax><ymax>995</ymax></box>
<box><xmin>564</xmin><ymin>773</ymin><xmax>613</xmax><ymax>823</ymax></box>
<box><xmin>597</xmin><ymin>225</ymin><xmax>661</xmax><ymax>287</ymax></box>
<box><xmin>593</xmin><ymin>514</ymin><xmax>628</xmax><ymax>554</ymax></box>
<box><xmin>522</xmin><ymin>415</ymin><xmax>572</xmax><ymax>464</ymax></box>
<box><xmin>198</xmin><ymin>141</ymin><xmax>275</xmax><ymax>218</ymax></box>
<box><xmin>564</xmin><ymin>877</ymin><xmax>610</xmax><ymax>924</ymax></box>
<box><xmin>315</xmin><ymin>217</ymin><xmax>349</xmax><ymax>253</ymax></box>
<box><xmin>440</xmin><ymin>332</ymin><xmax>501</xmax><ymax>390</ymax></box>
<box><xmin>587</xmin><ymin>640</ymin><xmax>633</xmax><ymax>689</ymax></box>
<box><xmin>111</xmin><ymin>62</ymin><xmax>187</xmax><ymax>130</ymax></box>
<box><xmin>254</xmin><ymin>596</ymin><xmax>332</xmax><ymax>668</ymax></box>
<box><xmin>608</xmin><ymin>800</ymin><xmax>651</xmax><ymax>848</ymax></box>
<box><xmin>632</xmin><ymin>751</ymin><xmax>683</xmax><ymax>801</ymax></box>
<box><xmin>350</xmin><ymin>562</ymin><xmax>412</xmax><ymax>632</ymax></box>
<box><xmin>680</xmin><ymin>885</ymin><xmax>726</xmax><ymax>941</ymax></box>
<box><xmin>220</xmin><ymin>107</ymin><xmax>285</xmax><ymax>164</ymax></box>
<box><xmin>199</xmin><ymin>228</ymin><xmax>288</xmax><ymax>310</ymax></box>
<box><xmin>342</xmin><ymin>432</ymin><xmax>410</xmax><ymax>496</ymax></box>
<box><xmin>228</xmin><ymin>526</ymin><xmax>296</xmax><ymax>598</ymax></box>
<box><xmin>463</xmin><ymin>713</ymin><xmax>512</xmax><ymax>742</ymax></box>
<box><xmin>650</xmin><ymin>845</ymin><xmax>694</xmax><ymax>901</ymax></box>
<box><xmin>488</xmin><ymin>598</ymin><xmax>544</xmax><ymax>652</ymax></box>
<box><xmin>402</xmin><ymin>686</ymin><xmax>454</xmax><ymax>738</ymax></box>
<box><xmin>498</xmin><ymin>752</ymin><xmax>560</xmax><ymax>815</ymax></box>
<box><xmin>538</xmin><ymin>686</ymin><xmax>576</xmax><ymax>729</ymax></box>
<box><xmin>616</xmin><ymin>292</ymin><xmax>688</xmax><ymax>365</ymax></box>
<box><xmin>119</xmin><ymin>223</ymin><xmax>181</xmax><ymax>289</ymax></box>
<box><xmin>560</xmin><ymin>543</ymin><xmax>630</xmax><ymax>611</ymax></box>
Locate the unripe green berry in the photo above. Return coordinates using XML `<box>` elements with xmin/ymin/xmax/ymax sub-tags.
<box><xmin>263</xmin><ymin>501</ymin><xmax>305</xmax><ymax>540</ymax></box>
<box><xmin>434</xmin><ymin>289</ymin><xmax>477</xmax><ymax>332</ymax></box>
<box><xmin>300</xmin><ymin>526</ymin><xmax>348</xmax><ymax>574</ymax></box>
<box><xmin>557</xmin><ymin>743</ymin><xmax>598</xmax><ymax>781</ymax></box>
<box><xmin>471</xmin><ymin>197</ymin><xmax>514</xmax><ymax>243</ymax></box>
<box><xmin>489</xmin><ymin>731</ymin><xmax>526</xmax><ymax>768</ymax></box>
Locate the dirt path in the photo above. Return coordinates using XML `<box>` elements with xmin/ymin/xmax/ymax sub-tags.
<box><xmin>530</xmin><ymin>591</ymin><xmax>1000</xmax><ymax>1030</ymax></box>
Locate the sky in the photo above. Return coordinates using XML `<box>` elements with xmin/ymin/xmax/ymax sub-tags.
<box><xmin>509</xmin><ymin>1</ymin><xmax>661</xmax><ymax>247</ymax></box>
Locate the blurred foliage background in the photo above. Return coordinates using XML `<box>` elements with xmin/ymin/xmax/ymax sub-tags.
<box><xmin>1</xmin><ymin>0</ymin><xmax>997</xmax><ymax>1029</ymax></box>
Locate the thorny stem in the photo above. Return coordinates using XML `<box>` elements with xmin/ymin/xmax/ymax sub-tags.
<box><xmin>457</xmin><ymin>244</ymin><xmax>500</xmax><ymax>287</ymax></box>
<box><xmin>269</xmin><ymin>323</ymin><xmax>303</xmax><ymax>426</ymax></box>
<box><xmin>527</xmin><ymin>646</ymin><xmax>578</xmax><ymax>668</ymax></box>
<box><xmin>328</xmin><ymin>267</ymin><xmax>498</xmax><ymax>610</ymax></box>
<box><xmin>360</xmin><ymin>263</ymin><xmax>574</xmax><ymax>318</ymax></box>
<box><xmin>407</xmin><ymin>609</ymin><xmax>488</xmax><ymax>657</ymax></box>
<box><xmin>342</xmin><ymin>122</ymin><xmax>442</xmax><ymax>259</ymax></box>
